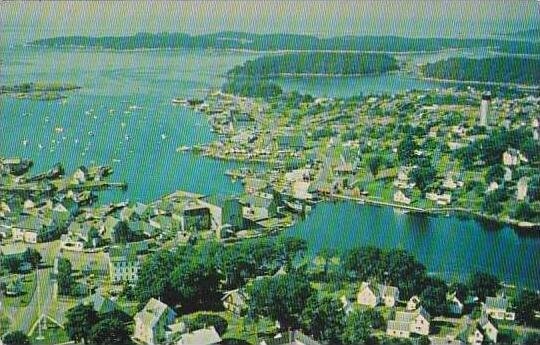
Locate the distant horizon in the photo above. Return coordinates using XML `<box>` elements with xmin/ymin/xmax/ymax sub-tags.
<box><xmin>1</xmin><ymin>0</ymin><xmax>538</xmax><ymax>46</ymax></box>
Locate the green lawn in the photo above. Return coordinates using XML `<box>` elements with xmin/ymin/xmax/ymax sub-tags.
<box><xmin>30</xmin><ymin>324</ymin><xmax>70</xmax><ymax>345</ymax></box>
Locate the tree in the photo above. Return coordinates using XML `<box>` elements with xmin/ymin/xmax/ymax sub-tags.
<box><xmin>523</xmin><ymin>333</ymin><xmax>540</xmax><ymax>345</ymax></box>
<box><xmin>528</xmin><ymin>175</ymin><xmax>540</xmax><ymax>201</ymax></box>
<box><xmin>65</xmin><ymin>304</ymin><xmax>99</xmax><ymax>345</ymax></box>
<box><xmin>318</xmin><ymin>247</ymin><xmax>337</xmax><ymax>277</ymax></box>
<box><xmin>134</xmin><ymin>250</ymin><xmax>177</xmax><ymax>305</ymax></box>
<box><xmin>301</xmin><ymin>295</ymin><xmax>345</xmax><ymax>344</ymax></box>
<box><xmin>2</xmin><ymin>331</ymin><xmax>31</xmax><ymax>345</ymax></box>
<box><xmin>22</xmin><ymin>248</ymin><xmax>42</xmax><ymax>269</ymax></box>
<box><xmin>397</xmin><ymin>134</ymin><xmax>419</xmax><ymax>164</ymax></box>
<box><xmin>482</xmin><ymin>188</ymin><xmax>507</xmax><ymax>215</ymax></box>
<box><xmin>513</xmin><ymin>202</ymin><xmax>535</xmax><ymax>221</ymax></box>
<box><xmin>341</xmin><ymin>310</ymin><xmax>378</xmax><ymax>345</ymax></box>
<box><xmin>514</xmin><ymin>290</ymin><xmax>540</xmax><ymax>326</ymax></box>
<box><xmin>485</xmin><ymin>164</ymin><xmax>506</xmax><ymax>184</ymax></box>
<box><xmin>420</xmin><ymin>277</ymin><xmax>448</xmax><ymax>316</ymax></box>
<box><xmin>368</xmin><ymin>155</ymin><xmax>383</xmax><ymax>177</ymax></box>
<box><xmin>185</xmin><ymin>314</ymin><xmax>228</xmax><ymax>336</ymax></box>
<box><xmin>88</xmin><ymin>316</ymin><xmax>131</xmax><ymax>345</ymax></box>
<box><xmin>409</xmin><ymin>164</ymin><xmax>437</xmax><ymax>194</ymax></box>
<box><xmin>57</xmin><ymin>257</ymin><xmax>74</xmax><ymax>295</ymax></box>
<box><xmin>467</xmin><ymin>271</ymin><xmax>500</xmax><ymax>301</ymax></box>
<box><xmin>248</xmin><ymin>274</ymin><xmax>314</xmax><ymax>330</ymax></box>
<box><xmin>171</xmin><ymin>254</ymin><xmax>222</xmax><ymax>312</ymax></box>
<box><xmin>4</xmin><ymin>256</ymin><xmax>21</xmax><ymax>274</ymax></box>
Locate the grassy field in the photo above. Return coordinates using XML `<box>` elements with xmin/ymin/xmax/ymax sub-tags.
<box><xmin>30</xmin><ymin>323</ymin><xmax>70</xmax><ymax>345</ymax></box>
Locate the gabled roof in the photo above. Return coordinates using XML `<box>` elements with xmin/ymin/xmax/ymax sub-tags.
<box><xmin>359</xmin><ymin>281</ymin><xmax>399</xmax><ymax>298</ymax></box>
<box><xmin>135</xmin><ymin>298</ymin><xmax>175</xmax><ymax>330</ymax></box>
<box><xmin>387</xmin><ymin>320</ymin><xmax>410</xmax><ymax>332</ymax></box>
<box><xmin>485</xmin><ymin>296</ymin><xmax>509</xmax><ymax>310</ymax></box>
<box><xmin>84</xmin><ymin>293</ymin><xmax>117</xmax><ymax>314</ymax></box>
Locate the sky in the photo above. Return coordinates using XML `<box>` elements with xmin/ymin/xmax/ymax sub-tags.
<box><xmin>0</xmin><ymin>0</ymin><xmax>538</xmax><ymax>41</ymax></box>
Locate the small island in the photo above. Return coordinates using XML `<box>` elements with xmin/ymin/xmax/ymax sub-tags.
<box><xmin>0</xmin><ymin>82</ymin><xmax>81</xmax><ymax>101</ymax></box>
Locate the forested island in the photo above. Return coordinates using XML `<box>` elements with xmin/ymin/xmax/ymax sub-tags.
<box><xmin>421</xmin><ymin>57</ymin><xmax>540</xmax><ymax>86</ymax></box>
<box><xmin>0</xmin><ymin>82</ymin><xmax>81</xmax><ymax>101</ymax></box>
<box><xmin>28</xmin><ymin>31</ymin><xmax>540</xmax><ymax>55</ymax></box>
<box><xmin>227</xmin><ymin>52</ymin><xmax>399</xmax><ymax>77</ymax></box>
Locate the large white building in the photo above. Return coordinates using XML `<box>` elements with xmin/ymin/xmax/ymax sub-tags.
<box><xmin>107</xmin><ymin>245</ymin><xmax>141</xmax><ymax>284</ymax></box>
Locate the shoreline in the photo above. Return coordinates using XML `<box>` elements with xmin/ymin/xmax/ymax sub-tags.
<box><xmin>415</xmin><ymin>75</ymin><xmax>540</xmax><ymax>90</ymax></box>
<box><xmin>330</xmin><ymin>194</ymin><xmax>540</xmax><ymax>231</ymax></box>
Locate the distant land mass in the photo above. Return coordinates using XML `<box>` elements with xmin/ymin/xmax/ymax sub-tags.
<box><xmin>28</xmin><ymin>31</ymin><xmax>540</xmax><ymax>55</ymax></box>
<box><xmin>226</xmin><ymin>52</ymin><xmax>399</xmax><ymax>77</ymax></box>
<box><xmin>421</xmin><ymin>57</ymin><xmax>540</xmax><ymax>86</ymax></box>
<box><xmin>503</xmin><ymin>28</ymin><xmax>540</xmax><ymax>40</ymax></box>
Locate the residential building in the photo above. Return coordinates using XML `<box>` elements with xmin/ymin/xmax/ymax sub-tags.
<box><xmin>12</xmin><ymin>215</ymin><xmax>57</xmax><ymax>243</ymax></box>
<box><xmin>258</xmin><ymin>331</ymin><xmax>322</xmax><ymax>345</ymax></box>
<box><xmin>357</xmin><ymin>281</ymin><xmax>400</xmax><ymax>308</ymax></box>
<box><xmin>222</xmin><ymin>289</ymin><xmax>249</xmax><ymax>316</ymax></box>
<box><xmin>133</xmin><ymin>298</ymin><xmax>176</xmax><ymax>345</ymax></box>
<box><xmin>84</xmin><ymin>293</ymin><xmax>118</xmax><ymax>314</ymax></box>
<box><xmin>447</xmin><ymin>292</ymin><xmax>464</xmax><ymax>315</ymax></box>
<box><xmin>393</xmin><ymin>190</ymin><xmax>411</xmax><ymax>205</ymax></box>
<box><xmin>177</xmin><ymin>326</ymin><xmax>222</xmax><ymax>345</ymax></box>
<box><xmin>386</xmin><ymin>306</ymin><xmax>431</xmax><ymax>338</ymax></box>
<box><xmin>463</xmin><ymin>314</ymin><xmax>498</xmax><ymax>345</ymax></box>
<box><xmin>107</xmin><ymin>245</ymin><xmax>141</xmax><ymax>284</ymax></box>
<box><xmin>484</xmin><ymin>296</ymin><xmax>515</xmax><ymax>321</ymax></box>
<box><xmin>406</xmin><ymin>296</ymin><xmax>421</xmax><ymax>311</ymax></box>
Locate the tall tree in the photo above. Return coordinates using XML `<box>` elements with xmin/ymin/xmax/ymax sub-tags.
<box><xmin>22</xmin><ymin>248</ymin><xmax>42</xmax><ymax>269</ymax></box>
<box><xmin>2</xmin><ymin>331</ymin><xmax>31</xmax><ymax>345</ymax></box>
<box><xmin>514</xmin><ymin>290</ymin><xmax>540</xmax><ymax>326</ymax></box>
<box><xmin>65</xmin><ymin>304</ymin><xmax>99</xmax><ymax>345</ymax></box>
<box><xmin>57</xmin><ymin>257</ymin><xmax>74</xmax><ymax>295</ymax></box>
<box><xmin>89</xmin><ymin>316</ymin><xmax>131</xmax><ymax>345</ymax></box>
<box><xmin>248</xmin><ymin>274</ymin><xmax>314</xmax><ymax>330</ymax></box>
<box><xmin>341</xmin><ymin>310</ymin><xmax>378</xmax><ymax>345</ymax></box>
<box><xmin>301</xmin><ymin>295</ymin><xmax>345</xmax><ymax>344</ymax></box>
<box><xmin>467</xmin><ymin>271</ymin><xmax>500</xmax><ymax>301</ymax></box>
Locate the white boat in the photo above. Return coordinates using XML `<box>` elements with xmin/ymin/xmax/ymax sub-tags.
<box><xmin>129</xmin><ymin>105</ymin><xmax>142</xmax><ymax>110</ymax></box>
<box><xmin>22</xmin><ymin>139</ymin><xmax>28</xmax><ymax>147</ymax></box>
<box><xmin>172</xmin><ymin>98</ymin><xmax>188</xmax><ymax>105</ymax></box>
<box><xmin>54</xmin><ymin>127</ymin><xmax>64</xmax><ymax>133</ymax></box>
<box><xmin>176</xmin><ymin>146</ymin><xmax>191</xmax><ymax>152</ymax></box>
<box><xmin>161</xmin><ymin>134</ymin><xmax>167</xmax><ymax>140</ymax></box>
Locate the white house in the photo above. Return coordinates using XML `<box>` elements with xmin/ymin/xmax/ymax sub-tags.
<box><xmin>357</xmin><ymin>281</ymin><xmax>399</xmax><ymax>308</ymax></box>
<box><xmin>107</xmin><ymin>245</ymin><xmax>141</xmax><ymax>284</ymax></box>
<box><xmin>133</xmin><ymin>298</ymin><xmax>176</xmax><ymax>345</ymax></box>
<box><xmin>177</xmin><ymin>326</ymin><xmax>222</xmax><ymax>345</ymax></box>
<box><xmin>386</xmin><ymin>306</ymin><xmax>431</xmax><ymax>338</ymax></box>
<box><xmin>465</xmin><ymin>314</ymin><xmax>498</xmax><ymax>345</ymax></box>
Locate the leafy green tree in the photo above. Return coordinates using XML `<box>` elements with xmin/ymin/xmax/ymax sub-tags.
<box><xmin>528</xmin><ymin>175</ymin><xmax>540</xmax><ymax>201</ymax></box>
<box><xmin>4</xmin><ymin>256</ymin><xmax>21</xmax><ymax>273</ymax></box>
<box><xmin>368</xmin><ymin>155</ymin><xmax>383</xmax><ymax>177</ymax></box>
<box><xmin>134</xmin><ymin>250</ymin><xmax>177</xmax><ymax>305</ymax></box>
<box><xmin>248</xmin><ymin>274</ymin><xmax>314</xmax><ymax>330</ymax></box>
<box><xmin>22</xmin><ymin>248</ymin><xmax>42</xmax><ymax>269</ymax></box>
<box><xmin>185</xmin><ymin>314</ymin><xmax>228</xmax><ymax>336</ymax></box>
<box><xmin>276</xmin><ymin>236</ymin><xmax>307</xmax><ymax>268</ymax></box>
<box><xmin>514</xmin><ymin>290</ymin><xmax>540</xmax><ymax>326</ymax></box>
<box><xmin>420</xmin><ymin>277</ymin><xmax>448</xmax><ymax>316</ymax></box>
<box><xmin>171</xmin><ymin>254</ymin><xmax>222</xmax><ymax>312</ymax></box>
<box><xmin>318</xmin><ymin>247</ymin><xmax>337</xmax><ymax>277</ymax></box>
<box><xmin>409</xmin><ymin>164</ymin><xmax>437</xmax><ymax>193</ymax></box>
<box><xmin>89</xmin><ymin>316</ymin><xmax>131</xmax><ymax>345</ymax></box>
<box><xmin>301</xmin><ymin>295</ymin><xmax>345</xmax><ymax>344</ymax></box>
<box><xmin>341</xmin><ymin>310</ymin><xmax>378</xmax><ymax>345</ymax></box>
<box><xmin>467</xmin><ymin>271</ymin><xmax>500</xmax><ymax>301</ymax></box>
<box><xmin>513</xmin><ymin>202</ymin><xmax>535</xmax><ymax>221</ymax></box>
<box><xmin>2</xmin><ymin>331</ymin><xmax>31</xmax><ymax>345</ymax></box>
<box><xmin>57</xmin><ymin>257</ymin><xmax>74</xmax><ymax>295</ymax></box>
<box><xmin>65</xmin><ymin>304</ymin><xmax>99</xmax><ymax>345</ymax></box>
<box><xmin>523</xmin><ymin>333</ymin><xmax>540</xmax><ymax>345</ymax></box>
<box><xmin>482</xmin><ymin>188</ymin><xmax>507</xmax><ymax>215</ymax></box>
<box><xmin>397</xmin><ymin>134</ymin><xmax>418</xmax><ymax>164</ymax></box>
<box><xmin>485</xmin><ymin>164</ymin><xmax>506</xmax><ymax>184</ymax></box>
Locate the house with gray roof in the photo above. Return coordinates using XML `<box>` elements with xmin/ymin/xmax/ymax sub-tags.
<box><xmin>107</xmin><ymin>245</ymin><xmax>141</xmax><ymax>284</ymax></box>
<box><xmin>484</xmin><ymin>296</ymin><xmax>515</xmax><ymax>321</ymax></box>
<box><xmin>12</xmin><ymin>215</ymin><xmax>57</xmax><ymax>243</ymax></box>
<box><xmin>387</xmin><ymin>306</ymin><xmax>431</xmax><ymax>338</ymax></box>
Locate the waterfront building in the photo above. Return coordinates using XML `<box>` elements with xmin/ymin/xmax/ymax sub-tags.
<box><xmin>462</xmin><ymin>314</ymin><xmax>498</xmax><ymax>344</ymax></box>
<box><xmin>133</xmin><ymin>298</ymin><xmax>176</xmax><ymax>345</ymax></box>
<box><xmin>484</xmin><ymin>296</ymin><xmax>516</xmax><ymax>321</ymax></box>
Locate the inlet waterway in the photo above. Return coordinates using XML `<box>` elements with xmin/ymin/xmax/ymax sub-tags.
<box><xmin>1</xmin><ymin>15</ymin><xmax>539</xmax><ymax>288</ymax></box>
